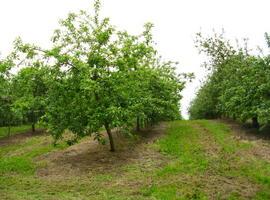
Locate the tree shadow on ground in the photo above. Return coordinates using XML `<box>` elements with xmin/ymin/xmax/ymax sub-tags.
<box><xmin>218</xmin><ymin>119</ymin><xmax>270</xmax><ymax>141</ymax></box>
<box><xmin>37</xmin><ymin>123</ymin><xmax>168</xmax><ymax>178</ymax></box>
<box><xmin>0</xmin><ymin>129</ymin><xmax>45</xmax><ymax>147</ymax></box>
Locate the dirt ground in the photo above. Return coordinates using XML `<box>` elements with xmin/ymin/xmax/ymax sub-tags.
<box><xmin>218</xmin><ymin>119</ymin><xmax>270</xmax><ymax>161</ymax></box>
<box><xmin>0</xmin><ymin>129</ymin><xmax>45</xmax><ymax>147</ymax></box>
<box><xmin>1</xmin><ymin>120</ymin><xmax>270</xmax><ymax>199</ymax></box>
<box><xmin>36</xmin><ymin>123</ymin><xmax>169</xmax><ymax>178</ymax></box>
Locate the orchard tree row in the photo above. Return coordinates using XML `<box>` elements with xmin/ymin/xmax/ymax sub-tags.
<box><xmin>189</xmin><ymin>32</ymin><xmax>270</xmax><ymax>129</ymax></box>
<box><xmin>0</xmin><ymin>0</ymin><xmax>187</xmax><ymax>151</ymax></box>
<box><xmin>0</xmin><ymin>56</ymin><xmax>46</xmax><ymax>133</ymax></box>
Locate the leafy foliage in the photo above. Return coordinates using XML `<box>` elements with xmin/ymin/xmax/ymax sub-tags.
<box><xmin>2</xmin><ymin>0</ymin><xmax>186</xmax><ymax>151</ymax></box>
<box><xmin>0</xmin><ymin>55</ymin><xmax>17</xmax><ymax>128</ymax></box>
<box><xmin>11</xmin><ymin>65</ymin><xmax>48</xmax><ymax>131</ymax></box>
<box><xmin>189</xmin><ymin>32</ymin><xmax>270</xmax><ymax>128</ymax></box>
<box><xmin>41</xmin><ymin>1</ymin><xmax>184</xmax><ymax>150</ymax></box>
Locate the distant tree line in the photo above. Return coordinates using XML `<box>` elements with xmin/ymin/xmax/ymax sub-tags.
<box><xmin>189</xmin><ymin>32</ymin><xmax>270</xmax><ymax>129</ymax></box>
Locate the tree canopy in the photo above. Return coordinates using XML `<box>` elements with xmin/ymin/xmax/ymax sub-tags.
<box><xmin>1</xmin><ymin>0</ymin><xmax>187</xmax><ymax>151</ymax></box>
<box><xmin>189</xmin><ymin>32</ymin><xmax>270</xmax><ymax>129</ymax></box>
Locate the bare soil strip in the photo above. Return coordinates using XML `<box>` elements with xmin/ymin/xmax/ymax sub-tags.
<box><xmin>0</xmin><ymin>129</ymin><xmax>45</xmax><ymax>147</ymax></box>
<box><xmin>219</xmin><ymin>119</ymin><xmax>270</xmax><ymax>161</ymax></box>
<box><xmin>1</xmin><ymin>121</ymin><xmax>269</xmax><ymax>199</ymax></box>
<box><xmin>37</xmin><ymin>123</ymin><xmax>168</xmax><ymax>178</ymax></box>
<box><xmin>191</xmin><ymin>122</ymin><xmax>260</xmax><ymax>199</ymax></box>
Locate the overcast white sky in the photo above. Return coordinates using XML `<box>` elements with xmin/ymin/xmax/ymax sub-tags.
<box><xmin>1</xmin><ymin>0</ymin><xmax>270</xmax><ymax>118</ymax></box>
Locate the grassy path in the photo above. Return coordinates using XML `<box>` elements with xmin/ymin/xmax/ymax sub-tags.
<box><xmin>0</xmin><ymin>120</ymin><xmax>270</xmax><ymax>199</ymax></box>
<box><xmin>0</xmin><ymin>125</ymin><xmax>33</xmax><ymax>139</ymax></box>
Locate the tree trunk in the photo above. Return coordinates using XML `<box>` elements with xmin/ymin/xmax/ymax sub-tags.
<box><xmin>141</xmin><ymin>118</ymin><xmax>144</xmax><ymax>129</ymax></box>
<box><xmin>7</xmin><ymin>115</ymin><xmax>11</xmax><ymax>137</ymax></box>
<box><xmin>136</xmin><ymin>116</ymin><xmax>140</xmax><ymax>131</ymax></box>
<box><xmin>8</xmin><ymin>125</ymin><xmax>11</xmax><ymax>137</ymax></box>
<box><xmin>32</xmin><ymin>123</ymin><xmax>35</xmax><ymax>132</ymax></box>
<box><xmin>104</xmin><ymin>122</ymin><xmax>115</xmax><ymax>152</ymax></box>
<box><xmin>31</xmin><ymin>110</ymin><xmax>36</xmax><ymax>132</ymax></box>
<box><xmin>252</xmin><ymin>117</ymin><xmax>259</xmax><ymax>128</ymax></box>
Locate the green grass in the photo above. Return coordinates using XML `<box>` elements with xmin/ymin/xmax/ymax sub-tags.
<box><xmin>156</xmin><ymin>121</ymin><xmax>209</xmax><ymax>176</ymax></box>
<box><xmin>197</xmin><ymin>120</ymin><xmax>270</xmax><ymax>199</ymax></box>
<box><xmin>0</xmin><ymin>124</ymin><xmax>40</xmax><ymax>139</ymax></box>
<box><xmin>0</xmin><ymin>120</ymin><xmax>270</xmax><ymax>199</ymax></box>
<box><xmin>197</xmin><ymin>120</ymin><xmax>253</xmax><ymax>152</ymax></box>
<box><xmin>0</xmin><ymin>132</ymin><xmax>67</xmax><ymax>175</ymax></box>
<box><xmin>0</xmin><ymin>157</ymin><xmax>35</xmax><ymax>174</ymax></box>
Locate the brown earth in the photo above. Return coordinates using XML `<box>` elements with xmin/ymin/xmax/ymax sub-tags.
<box><xmin>0</xmin><ymin>129</ymin><xmax>45</xmax><ymax>147</ymax></box>
<box><xmin>1</xmin><ymin>120</ymin><xmax>269</xmax><ymax>199</ymax></box>
<box><xmin>36</xmin><ymin>123</ymin><xmax>169</xmax><ymax>179</ymax></box>
<box><xmin>218</xmin><ymin>119</ymin><xmax>270</xmax><ymax>161</ymax></box>
<box><xmin>191</xmin><ymin>122</ymin><xmax>260</xmax><ymax>199</ymax></box>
